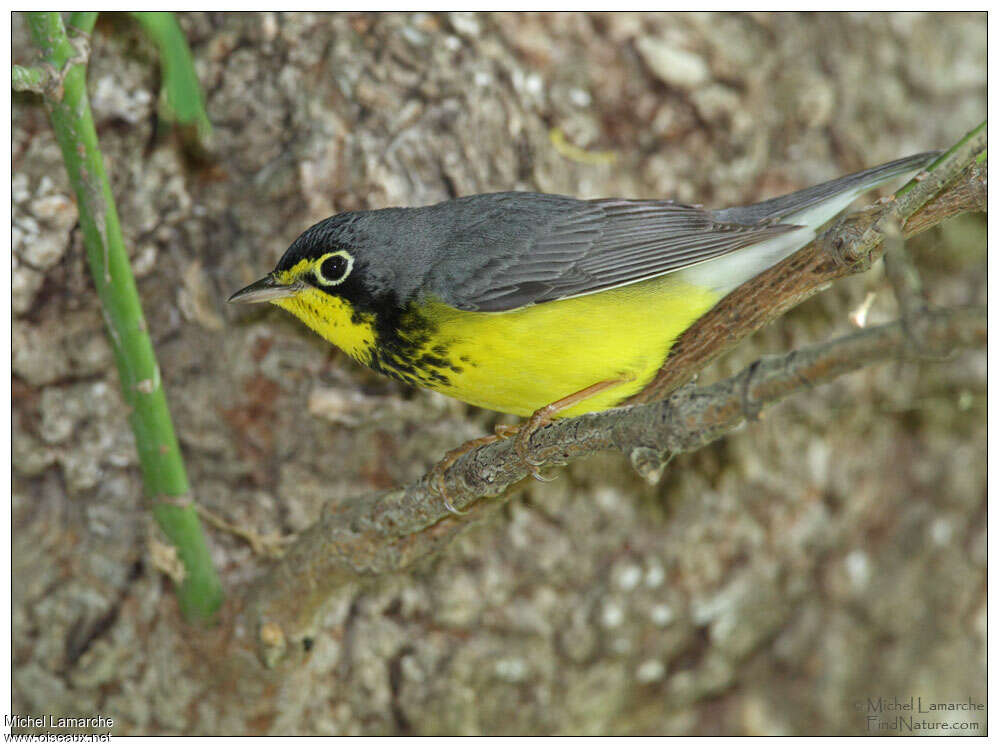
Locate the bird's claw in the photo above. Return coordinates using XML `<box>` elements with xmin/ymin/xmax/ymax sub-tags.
<box><xmin>428</xmin><ymin>449</ymin><xmax>463</xmax><ymax>516</ymax></box>
<box><xmin>513</xmin><ymin>421</ymin><xmax>559</xmax><ymax>482</ymax></box>
<box><xmin>428</xmin><ymin>411</ymin><xmax>562</xmax><ymax>513</ymax></box>
<box><xmin>428</xmin><ymin>431</ymin><xmax>509</xmax><ymax>516</ymax></box>
<box><xmin>527</xmin><ymin>464</ymin><xmax>558</xmax><ymax>482</ymax></box>
<box><xmin>442</xmin><ymin>496</ymin><xmax>468</xmax><ymax>516</ymax></box>
<box><xmin>429</xmin><ymin>466</ymin><xmax>468</xmax><ymax>516</ymax></box>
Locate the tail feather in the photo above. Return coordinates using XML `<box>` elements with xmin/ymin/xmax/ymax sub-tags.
<box><xmin>684</xmin><ymin>151</ymin><xmax>938</xmax><ymax>297</ymax></box>
<box><xmin>712</xmin><ymin>151</ymin><xmax>939</xmax><ymax>227</ymax></box>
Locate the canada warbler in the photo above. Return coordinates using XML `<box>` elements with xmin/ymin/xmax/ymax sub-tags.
<box><xmin>229</xmin><ymin>152</ymin><xmax>934</xmax><ymax>470</ymax></box>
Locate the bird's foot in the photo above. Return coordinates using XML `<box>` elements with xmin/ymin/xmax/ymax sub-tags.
<box><xmin>430</xmin><ymin>377</ymin><xmax>631</xmax><ymax>511</ymax></box>
<box><xmin>428</xmin><ymin>429</ymin><xmax>509</xmax><ymax>515</ymax></box>
<box><xmin>512</xmin><ymin>409</ymin><xmax>559</xmax><ymax>482</ymax></box>
<box><xmin>511</xmin><ymin>378</ymin><xmax>630</xmax><ymax>481</ymax></box>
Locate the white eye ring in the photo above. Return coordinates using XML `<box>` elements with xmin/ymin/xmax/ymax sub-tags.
<box><xmin>313</xmin><ymin>251</ymin><xmax>354</xmax><ymax>286</ymax></box>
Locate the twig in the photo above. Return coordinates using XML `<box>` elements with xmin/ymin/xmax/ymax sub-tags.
<box><xmin>882</xmin><ymin>221</ymin><xmax>934</xmax><ymax>357</ymax></box>
<box><xmin>197</xmin><ymin>505</ymin><xmax>294</xmax><ymax>559</ymax></box>
<box><xmin>882</xmin><ymin>222</ymin><xmax>923</xmax><ymax>316</ymax></box>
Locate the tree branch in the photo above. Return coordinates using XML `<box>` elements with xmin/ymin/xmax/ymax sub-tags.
<box><xmin>242</xmin><ymin>124</ymin><xmax>986</xmax><ymax>665</ymax></box>
<box><xmin>246</xmin><ymin>304</ymin><xmax>984</xmax><ymax>664</ymax></box>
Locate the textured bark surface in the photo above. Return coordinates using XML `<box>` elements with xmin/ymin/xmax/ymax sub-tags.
<box><xmin>12</xmin><ymin>12</ymin><xmax>986</xmax><ymax>735</ymax></box>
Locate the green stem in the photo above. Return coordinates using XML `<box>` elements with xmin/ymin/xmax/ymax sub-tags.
<box><xmin>23</xmin><ymin>11</ymin><xmax>222</xmax><ymax>622</ymax></box>
<box><xmin>895</xmin><ymin>119</ymin><xmax>986</xmax><ymax>198</ymax></box>
<box><xmin>130</xmin><ymin>12</ymin><xmax>212</xmax><ymax>144</ymax></box>
<box><xmin>67</xmin><ymin>11</ymin><xmax>98</xmax><ymax>35</ymax></box>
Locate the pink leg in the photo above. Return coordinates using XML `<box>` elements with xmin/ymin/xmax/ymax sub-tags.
<box><xmin>514</xmin><ymin>378</ymin><xmax>630</xmax><ymax>477</ymax></box>
<box><xmin>430</xmin><ymin>378</ymin><xmax>630</xmax><ymax>512</ymax></box>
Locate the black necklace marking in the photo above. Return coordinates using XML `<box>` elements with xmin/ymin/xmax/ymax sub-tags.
<box><xmin>319</xmin><ymin>270</ymin><xmax>464</xmax><ymax>389</ymax></box>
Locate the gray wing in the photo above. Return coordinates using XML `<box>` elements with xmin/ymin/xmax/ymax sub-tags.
<box><xmin>438</xmin><ymin>197</ymin><xmax>799</xmax><ymax>312</ymax></box>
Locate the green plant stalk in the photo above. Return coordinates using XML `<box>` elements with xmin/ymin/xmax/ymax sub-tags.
<box><xmin>67</xmin><ymin>11</ymin><xmax>98</xmax><ymax>34</ymax></box>
<box><xmin>23</xmin><ymin>12</ymin><xmax>222</xmax><ymax>622</ymax></box>
<box><xmin>895</xmin><ymin>119</ymin><xmax>986</xmax><ymax>198</ymax></box>
<box><xmin>130</xmin><ymin>12</ymin><xmax>212</xmax><ymax>143</ymax></box>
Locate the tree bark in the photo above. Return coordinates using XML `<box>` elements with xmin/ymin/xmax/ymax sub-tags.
<box><xmin>13</xmin><ymin>12</ymin><xmax>986</xmax><ymax>735</ymax></box>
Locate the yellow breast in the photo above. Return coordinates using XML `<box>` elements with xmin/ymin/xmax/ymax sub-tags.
<box><xmin>274</xmin><ymin>275</ymin><xmax>720</xmax><ymax>418</ymax></box>
<box><xmin>422</xmin><ymin>275</ymin><xmax>719</xmax><ymax>416</ymax></box>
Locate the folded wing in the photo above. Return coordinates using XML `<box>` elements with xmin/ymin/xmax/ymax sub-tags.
<box><xmin>444</xmin><ymin>198</ymin><xmax>799</xmax><ymax>312</ymax></box>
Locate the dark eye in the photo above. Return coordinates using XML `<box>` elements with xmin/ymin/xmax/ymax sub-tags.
<box><xmin>314</xmin><ymin>251</ymin><xmax>353</xmax><ymax>286</ymax></box>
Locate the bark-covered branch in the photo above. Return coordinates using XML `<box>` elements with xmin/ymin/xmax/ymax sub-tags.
<box><xmin>243</xmin><ymin>124</ymin><xmax>986</xmax><ymax>666</ymax></box>
<box><xmin>247</xmin><ymin>301</ymin><xmax>985</xmax><ymax>664</ymax></box>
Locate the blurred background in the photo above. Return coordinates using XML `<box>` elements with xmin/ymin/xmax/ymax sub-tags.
<box><xmin>12</xmin><ymin>12</ymin><xmax>986</xmax><ymax>735</ymax></box>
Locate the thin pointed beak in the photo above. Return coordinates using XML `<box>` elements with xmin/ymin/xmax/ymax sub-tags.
<box><xmin>227</xmin><ymin>275</ymin><xmax>302</xmax><ymax>304</ymax></box>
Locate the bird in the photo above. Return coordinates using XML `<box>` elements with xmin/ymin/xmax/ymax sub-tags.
<box><xmin>229</xmin><ymin>151</ymin><xmax>935</xmax><ymax>510</ymax></box>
